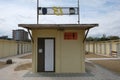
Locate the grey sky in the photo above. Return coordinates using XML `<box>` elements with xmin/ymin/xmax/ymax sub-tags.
<box><xmin>0</xmin><ymin>0</ymin><xmax>120</xmax><ymax>37</ymax></box>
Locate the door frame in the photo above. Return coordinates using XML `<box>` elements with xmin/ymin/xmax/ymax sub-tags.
<box><xmin>37</xmin><ymin>38</ymin><xmax>55</xmax><ymax>72</ymax></box>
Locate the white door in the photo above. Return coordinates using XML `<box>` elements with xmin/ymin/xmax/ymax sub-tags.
<box><xmin>45</xmin><ymin>39</ymin><xmax>54</xmax><ymax>71</ymax></box>
<box><xmin>109</xmin><ymin>43</ymin><xmax>112</xmax><ymax>55</ymax></box>
<box><xmin>117</xmin><ymin>43</ymin><xmax>120</xmax><ymax>57</ymax></box>
<box><xmin>104</xmin><ymin>44</ymin><xmax>106</xmax><ymax>55</ymax></box>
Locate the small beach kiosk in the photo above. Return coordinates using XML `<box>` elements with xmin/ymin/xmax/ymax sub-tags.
<box><xmin>18</xmin><ymin>0</ymin><xmax>98</xmax><ymax>73</ymax></box>
<box><xmin>19</xmin><ymin>24</ymin><xmax>98</xmax><ymax>73</ymax></box>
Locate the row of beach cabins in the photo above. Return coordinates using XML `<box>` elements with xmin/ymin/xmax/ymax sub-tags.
<box><xmin>85</xmin><ymin>39</ymin><xmax>120</xmax><ymax>57</ymax></box>
<box><xmin>0</xmin><ymin>39</ymin><xmax>31</xmax><ymax>58</ymax></box>
<box><xmin>0</xmin><ymin>39</ymin><xmax>120</xmax><ymax>58</ymax></box>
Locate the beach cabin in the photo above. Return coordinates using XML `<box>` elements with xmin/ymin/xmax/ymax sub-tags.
<box><xmin>19</xmin><ymin>24</ymin><xmax>98</xmax><ymax>73</ymax></box>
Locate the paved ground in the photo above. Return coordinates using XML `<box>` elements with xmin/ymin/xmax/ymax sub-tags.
<box><xmin>0</xmin><ymin>53</ymin><xmax>120</xmax><ymax>80</ymax></box>
<box><xmin>86</xmin><ymin>57</ymin><xmax>120</xmax><ymax>60</ymax></box>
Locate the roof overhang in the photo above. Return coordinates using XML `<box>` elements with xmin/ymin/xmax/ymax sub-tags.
<box><xmin>18</xmin><ymin>24</ymin><xmax>98</xmax><ymax>43</ymax></box>
<box><xmin>18</xmin><ymin>24</ymin><xmax>98</xmax><ymax>30</ymax></box>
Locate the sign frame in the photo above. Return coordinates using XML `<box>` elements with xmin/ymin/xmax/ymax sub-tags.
<box><xmin>37</xmin><ymin>0</ymin><xmax>80</xmax><ymax>24</ymax></box>
<box><xmin>38</xmin><ymin>7</ymin><xmax>79</xmax><ymax>15</ymax></box>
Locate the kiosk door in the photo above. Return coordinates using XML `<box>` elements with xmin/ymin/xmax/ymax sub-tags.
<box><xmin>37</xmin><ymin>38</ymin><xmax>55</xmax><ymax>72</ymax></box>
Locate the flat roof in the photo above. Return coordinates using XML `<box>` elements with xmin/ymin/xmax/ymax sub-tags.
<box><xmin>18</xmin><ymin>24</ymin><xmax>98</xmax><ymax>30</ymax></box>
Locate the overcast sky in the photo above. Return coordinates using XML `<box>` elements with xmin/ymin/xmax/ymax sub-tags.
<box><xmin>0</xmin><ymin>0</ymin><xmax>120</xmax><ymax>38</ymax></box>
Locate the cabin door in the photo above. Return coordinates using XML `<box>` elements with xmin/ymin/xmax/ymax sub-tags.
<box><xmin>37</xmin><ymin>38</ymin><xmax>55</xmax><ymax>72</ymax></box>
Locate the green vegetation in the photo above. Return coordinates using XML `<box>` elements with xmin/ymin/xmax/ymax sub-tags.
<box><xmin>86</xmin><ymin>34</ymin><xmax>120</xmax><ymax>41</ymax></box>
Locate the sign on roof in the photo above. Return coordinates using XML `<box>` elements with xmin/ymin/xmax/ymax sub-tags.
<box><xmin>38</xmin><ymin>7</ymin><xmax>78</xmax><ymax>15</ymax></box>
<box><xmin>37</xmin><ymin>0</ymin><xmax>80</xmax><ymax>24</ymax></box>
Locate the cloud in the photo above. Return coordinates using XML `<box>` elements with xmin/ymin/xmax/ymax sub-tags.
<box><xmin>0</xmin><ymin>18</ymin><xmax>6</xmax><ymax>23</ymax></box>
<box><xmin>83</xmin><ymin>10</ymin><xmax>120</xmax><ymax>37</ymax></box>
<box><xmin>0</xmin><ymin>0</ymin><xmax>36</xmax><ymax>37</ymax></box>
<box><xmin>0</xmin><ymin>0</ymin><xmax>120</xmax><ymax>38</ymax></box>
<box><xmin>79</xmin><ymin>0</ymin><xmax>120</xmax><ymax>37</ymax></box>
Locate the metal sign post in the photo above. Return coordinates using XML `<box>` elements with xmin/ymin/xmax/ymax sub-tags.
<box><xmin>78</xmin><ymin>0</ymin><xmax>80</xmax><ymax>24</ymax></box>
<box><xmin>37</xmin><ymin>0</ymin><xmax>39</xmax><ymax>24</ymax></box>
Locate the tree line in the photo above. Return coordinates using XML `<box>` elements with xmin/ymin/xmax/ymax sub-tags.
<box><xmin>86</xmin><ymin>34</ymin><xmax>120</xmax><ymax>41</ymax></box>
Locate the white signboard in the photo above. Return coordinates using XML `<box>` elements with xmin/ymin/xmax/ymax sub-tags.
<box><xmin>38</xmin><ymin>7</ymin><xmax>78</xmax><ymax>15</ymax></box>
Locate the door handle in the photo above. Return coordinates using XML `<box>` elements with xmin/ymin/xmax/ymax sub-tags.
<box><xmin>39</xmin><ymin>49</ymin><xmax>43</xmax><ymax>53</ymax></box>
